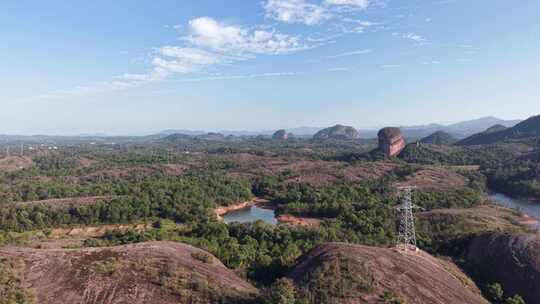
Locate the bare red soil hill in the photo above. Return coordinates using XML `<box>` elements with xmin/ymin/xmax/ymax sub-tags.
<box><xmin>290</xmin><ymin>242</ymin><xmax>488</xmax><ymax>304</ymax></box>
<box><xmin>0</xmin><ymin>241</ymin><xmax>258</xmax><ymax>304</ymax></box>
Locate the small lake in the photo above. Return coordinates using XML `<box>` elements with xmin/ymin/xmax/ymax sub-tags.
<box><xmin>490</xmin><ymin>193</ymin><xmax>540</xmax><ymax>229</ymax></box>
<box><xmin>222</xmin><ymin>205</ymin><xmax>278</xmax><ymax>225</ymax></box>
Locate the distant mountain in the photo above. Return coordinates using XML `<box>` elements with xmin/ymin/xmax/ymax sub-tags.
<box><xmin>444</xmin><ymin>116</ymin><xmax>521</xmax><ymax>136</ymax></box>
<box><xmin>313</xmin><ymin>125</ymin><xmax>360</xmax><ymax>140</ymax></box>
<box><xmin>163</xmin><ymin>133</ymin><xmax>193</xmax><ymax>141</ymax></box>
<box><xmin>355</xmin><ymin>117</ymin><xmax>521</xmax><ymax>139</ymax></box>
<box><xmin>420</xmin><ymin>131</ymin><xmax>458</xmax><ymax>145</ymax></box>
<box><xmin>272</xmin><ymin>129</ymin><xmax>289</xmax><ymax>140</ymax></box>
<box><xmin>457</xmin><ymin>114</ymin><xmax>540</xmax><ymax>145</ymax></box>
<box><xmin>159</xmin><ymin>129</ymin><xmax>206</xmax><ymax>136</ymax></box>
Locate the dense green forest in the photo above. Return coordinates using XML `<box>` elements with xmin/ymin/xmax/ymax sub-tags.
<box><xmin>0</xmin><ymin>137</ymin><xmax>537</xmax><ymax>303</ymax></box>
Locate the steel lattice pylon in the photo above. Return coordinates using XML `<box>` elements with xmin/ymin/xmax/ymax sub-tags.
<box><xmin>396</xmin><ymin>186</ymin><xmax>420</xmax><ymax>251</ymax></box>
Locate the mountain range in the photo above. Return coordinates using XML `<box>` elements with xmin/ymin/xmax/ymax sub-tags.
<box><xmin>0</xmin><ymin>116</ymin><xmax>523</xmax><ymax>142</ymax></box>
<box><xmin>156</xmin><ymin>116</ymin><xmax>522</xmax><ymax>140</ymax></box>
<box><xmin>457</xmin><ymin>114</ymin><xmax>540</xmax><ymax>145</ymax></box>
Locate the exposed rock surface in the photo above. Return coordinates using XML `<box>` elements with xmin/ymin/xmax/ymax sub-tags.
<box><xmin>272</xmin><ymin>129</ymin><xmax>289</xmax><ymax>140</ymax></box>
<box><xmin>420</xmin><ymin>131</ymin><xmax>457</xmax><ymax>145</ymax></box>
<box><xmin>313</xmin><ymin>124</ymin><xmax>360</xmax><ymax>140</ymax></box>
<box><xmin>289</xmin><ymin>242</ymin><xmax>488</xmax><ymax>304</ymax></box>
<box><xmin>463</xmin><ymin>233</ymin><xmax>540</xmax><ymax>304</ymax></box>
<box><xmin>0</xmin><ymin>241</ymin><xmax>258</xmax><ymax>304</ymax></box>
<box><xmin>377</xmin><ymin>127</ymin><xmax>406</xmax><ymax>157</ymax></box>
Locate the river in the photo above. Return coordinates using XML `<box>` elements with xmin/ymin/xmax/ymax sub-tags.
<box><xmin>490</xmin><ymin>193</ymin><xmax>540</xmax><ymax>229</ymax></box>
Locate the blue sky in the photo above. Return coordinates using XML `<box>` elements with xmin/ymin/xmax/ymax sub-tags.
<box><xmin>1</xmin><ymin>0</ymin><xmax>539</xmax><ymax>135</ymax></box>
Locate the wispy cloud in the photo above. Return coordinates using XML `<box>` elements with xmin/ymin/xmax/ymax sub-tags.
<box><xmin>328</xmin><ymin>67</ymin><xmax>349</xmax><ymax>71</ymax></box>
<box><xmin>185</xmin><ymin>17</ymin><xmax>309</xmax><ymax>55</ymax></box>
<box><xmin>403</xmin><ymin>33</ymin><xmax>426</xmax><ymax>43</ymax></box>
<box><xmin>264</xmin><ymin>0</ymin><xmax>372</xmax><ymax>26</ymax></box>
<box><xmin>264</xmin><ymin>0</ymin><xmax>330</xmax><ymax>25</ymax></box>
<box><xmin>168</xmin><ymin>71</ymin><xmax>303</xmax><ymax>83</ymax></box>
<box><xmin>327</xmin><ymin>49</ymin><xmax>372</xmax><ymax>58</ymax></box>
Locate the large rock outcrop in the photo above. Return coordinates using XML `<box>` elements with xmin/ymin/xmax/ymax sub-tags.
<box><xmin>289</xmin><ymin>242</ymin><xmax>488</xmax><ymax>304</ymax></box>
<box><xmin>464</xmin><ymin>233</ymin><xmax>540</xmax><ymax>304</ymax></box>
<box><xmin>378</xmin><ymin>127</ymin><xmax>406</xmax><ymax>157</ymax></box>
<box><xmin>313</xmin><ymin>124</ymin><xmax>360</xmax><ymax>140</ymax></box>
<box><xmin>272</xmin><ymin>129</ymin><xmax>289</xmax><ymax>140</ymax></box>
<box><xmin>0</xmin><ymin>241</ymin><xmax>258</xmax><ymax>304</ymax></box>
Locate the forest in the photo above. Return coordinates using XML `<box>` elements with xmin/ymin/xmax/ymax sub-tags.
<box><xmin>0</xmin><ymin>137</ymin><xmax>537</xmax><ymax>303</ymax></box>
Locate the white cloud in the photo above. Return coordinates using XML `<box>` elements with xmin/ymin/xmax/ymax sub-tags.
<box><xmin>186</xmin><ymin>17</ymin><xmax>308</xmax><ymax>55</ymax></box>
<box><xmin>327</xmin><ymin>49</ymin><xmax>372</xmax><ymax>58</ymax></box>
<box><xmin>264</xmin><ymin>0</ymin><xmax>329</xmax><ymax>25</ymax></box>
<box><xmin>325</xmin><ymin>0</ymin><xmax>369</xmax><ymax>9</ymax></box>
<box><xmin>403</xmin><ymin>33</ymin><xmax>426</xmax><ymax>43</ymax></box>
<box><xmin>264</xmin><ymin>0</ymin><xmax>371</xmax><ymax>26</ymax></box>
<box><xmin>422</xmin><ymin>60</ymin><xmax>440</xmax><ymax>65</ymax></box>
<box><xmin>328</xmin><ymin>67</ymin><xmax>349</xmax><ymax>71</ymax></box>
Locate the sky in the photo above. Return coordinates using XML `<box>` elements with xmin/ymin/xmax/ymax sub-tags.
<box><xmin>1</xmin><ymin>0</ymin><xmax>539</xmax><ymax>135</ymax></box>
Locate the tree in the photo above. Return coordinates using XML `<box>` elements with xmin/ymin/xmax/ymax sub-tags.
<box><xmin>486</xmin><ymin>282</ymin><xmax>504</xmax><ymax>302</ymax></box>
<box><xmin>505</xmin><ymin>295</ymin><xmax>526</xmax><ymax>304</ymax></box>
<box><xmin>266</xmin><ymin>278</ymin><xmax>297</xmax><ymax>304</ymax></box>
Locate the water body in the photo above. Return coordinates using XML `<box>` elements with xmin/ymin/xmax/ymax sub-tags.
<box><xmin>222</xmin><ymin>205</ymin><xmax>278</xmax><ymax>225</ymax></box>
<box><xmin>490</xmin><ymin>193</ymin><xmax>540</xmax><ymax>229</ymax></box>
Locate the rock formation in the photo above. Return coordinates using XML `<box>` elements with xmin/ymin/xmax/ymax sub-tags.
<box><xmin>272</xmin><ymin>129</ymin><xmax>289</xmax><ymax>140</ymax></box>
<box><xmin>313</xmin><ymin>124</ymin><xmax>360</xmax><ymax>140</ymax></box>
<box><xmin>289</xmin><ymin>242</ymin><xmax>488</xmax><ymax>304</ymax></box>
<box><xmin>378</xmin><ymin>127</ymin><xmax>406</xmax><ymax>156</ymax></box>
<box><xmin>0</xmin><ymin>241</ymin><xmax>258</xmax><ymax>304</ymax></box>
<box><xmin>463</xmin><ymin>233</ymin><xmax>540</xmax><ymax>304</ymax></box>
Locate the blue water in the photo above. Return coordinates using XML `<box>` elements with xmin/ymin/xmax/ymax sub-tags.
<box><xmin>222</xmin><ymin>205</ymin><xmax>277</xmax><ymax>225</ymax></box>
<box><xmin>490</xmin><ymin>193</ymin><xmax>540</xmax><ymax>230</ymax></box>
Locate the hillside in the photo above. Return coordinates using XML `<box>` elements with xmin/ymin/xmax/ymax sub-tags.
<box><xmin>0</xmin><ymin>241</ymin><xmax>258</xmax><ymax>304</ymax></box>
<box><xmin>420</xmin><ymin>131</ymin><xmax>457</xmax><ymax>145</ymax></box>
<box><xmin>463</xmin><ymin>233</ymin><xmax>540</xmax><ymax>304</ymax></box>
<box><xmin>458</xmin><ymin>114</ymin><xmax>540</xmax><ymax>145</ymax></box>
<box><xmin>289</xmin><ymin>242</ymin><xmax>488</xmax><ymax>304</ymax></box>
<box><xmin>313</xmin><ymin>124</ymin><xmax>360</xmax><ymax>140</ymax></box>
<box><xmin>0</xmin><ymin>156</ymin><xmax>33</xmax><ymax>172</ymax></box>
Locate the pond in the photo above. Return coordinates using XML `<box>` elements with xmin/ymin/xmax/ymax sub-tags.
<box><xmin>490</xmin><ymin>193</ymin><xmax>540</xmax><ymax>230</ymax></box>
<box><xmin>222</xmin><ymin>205</ymin><xmax>278</xmax><ymax>225</ymax></box>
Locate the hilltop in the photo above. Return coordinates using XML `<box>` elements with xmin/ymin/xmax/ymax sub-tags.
<box><xmin>420</xmin><ymin>131</ymin><xmax>457</xmax><ymax>145</ymax></box>
<box><xmin>458</xmin><ymin>114</ymin><xmax>540</xmax><ymax>145</ymax></box>
<box><xmin>313</xmin><ymin>124</ymin><xmax>360</xmax><ymax>140</ymax></box>
<box><xmin>289</xmin><ymin>242</ymin><xmax>488</xmax><ymax>304</ymax></box>
<box><xmin>0</xmin><ymin>241</ymin><xmax>258</xmax><ymax>304</ymax></box>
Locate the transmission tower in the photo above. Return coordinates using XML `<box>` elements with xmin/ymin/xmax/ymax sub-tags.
<box><xmin>396</xmin><ymin>186</ymin><xmax>421</xmax><ymax>251</ymax></box>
